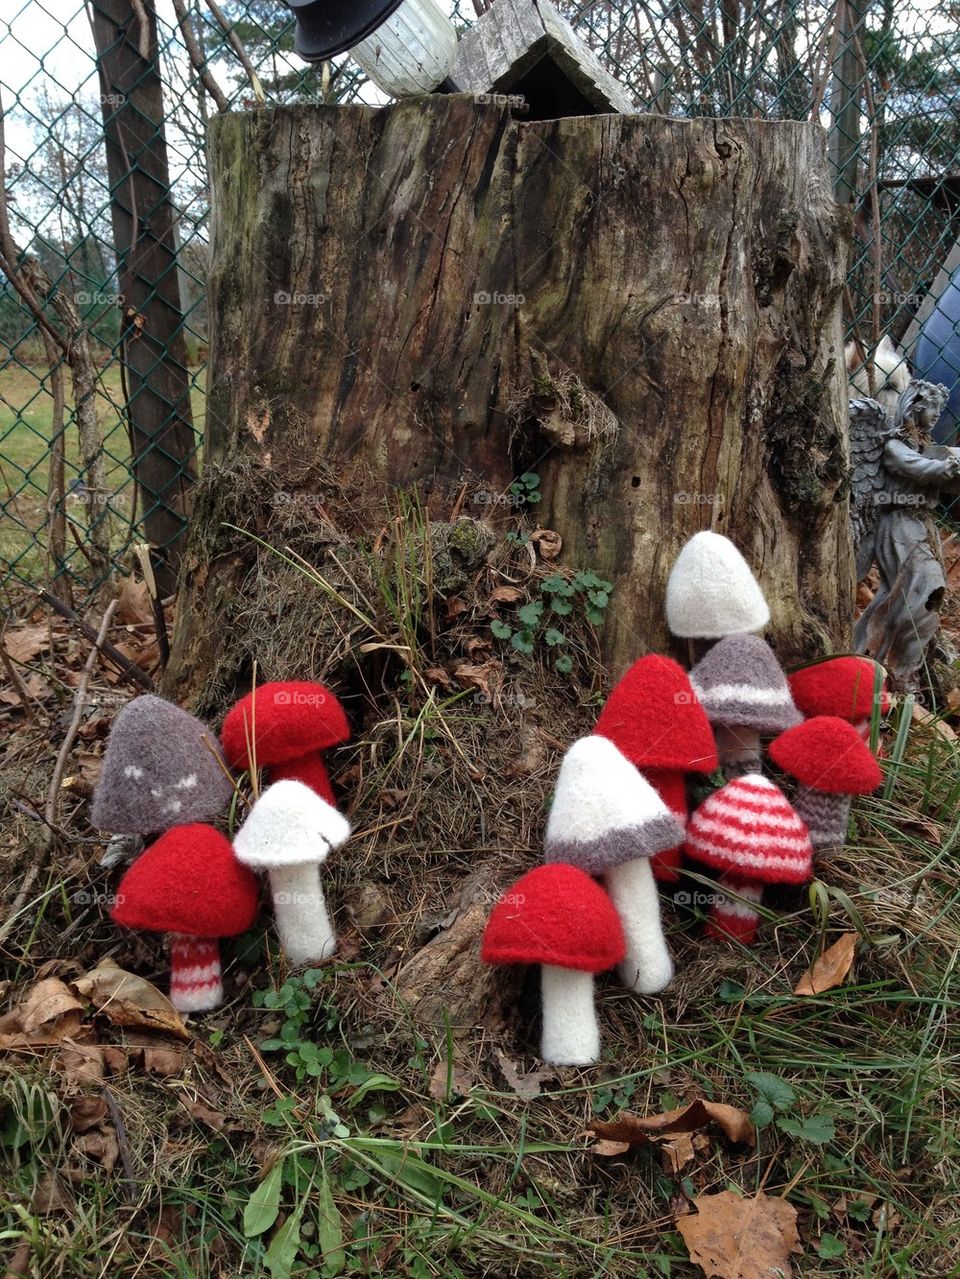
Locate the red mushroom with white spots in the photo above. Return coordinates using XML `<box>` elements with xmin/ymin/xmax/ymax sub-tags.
<box><xmin>683</xmin><ymin>774</ymin><xmax>814</xmax><ymax>943</ymax></box>
<box><xmin>593</xmin><ymin>655</ymin><xmax>718</xmax><ymax>881</ymax></box>
<box><xmin>111</xmin><ymin>824</ymin><xmax>259</xmax><ymax>1012</ymax></box>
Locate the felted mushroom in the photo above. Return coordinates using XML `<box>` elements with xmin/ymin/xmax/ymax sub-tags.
<box><xmin>665</xmin><ymin>531</ymin><xmax>770</xmax><ymax>640</ymax></box>
<box><xmin>480</xmin><ymin>863</ymin><xmax>625</xmax><ymax>1066</ymax></box>
<box><xmin>689</xmin><ymin>634</ymin><xmax>802</xmax><ymax>776</ymax></box>
<box><xmin>92</xmin><ymin>694</ymin><xmax>234</xmax><ymax>834</ymax></box>
<box><xmin>787</xmin><ymin>657</ymin><xmax>890</xmax><ymax>743</ymax></box>
<box><xmin>768</xmin><ymin>716</ymin><xmax>883</xmax><ymax>850</ymax></box>
<box><xmin>544</xmin><ymin>735</ymin><xmax>683</xmax><ymax>994</ymax></box>
<box><xmin>220</xmin><ymin>680</ymin><xmax>350</xmax><ymax>804</ymax></box>
<box><xmin>232</xmin><ymin>779</ymin><xmax>350</xmax><ymax>965</ymax></box>
<box><xmin>111</xmin><ymin>823</ymin><xmax>259</xmax><ymax>1012</ymax></box>
<box><xmin>593</xmin><ymin>655</ymin><xmax>719</xmax><ymax>882</ymax></box>
<box><xmin>683</xmin><ymin>773</ymin><xmax>813</xmax><ymax>943</ymax></box>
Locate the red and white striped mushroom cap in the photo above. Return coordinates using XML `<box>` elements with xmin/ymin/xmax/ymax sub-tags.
<box><xmin>683</xmin><ymin>774</ymin><xmax>813</xmax><ymax>885</ymax></box>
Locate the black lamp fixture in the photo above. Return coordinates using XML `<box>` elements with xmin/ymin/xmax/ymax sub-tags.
<box><xmin>286</xmin><ymin>0</ymin><xmax>460</xmax><ymax>98</ymax></box>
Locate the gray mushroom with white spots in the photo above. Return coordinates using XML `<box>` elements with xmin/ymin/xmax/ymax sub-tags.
<box><xmin>91</xmin><ymin>694</ymin><xmax>235</xmax><ymax>834</ymax></box>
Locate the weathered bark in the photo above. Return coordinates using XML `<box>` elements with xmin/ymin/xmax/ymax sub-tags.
<box><xmin>90</xmin><ymin>0</ymin><xmax>198</xmax><ymax>595</ymax></box>
<box><xmin>167</xmin><ymin>97</ymin><xmax>852</xmax><ymax>698</ymax></box>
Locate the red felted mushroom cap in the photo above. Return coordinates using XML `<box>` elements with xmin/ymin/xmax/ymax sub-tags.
<box><xmin>481</xmin><ymin>864</ymin><xmax>625</xmax><ymax>973</ymax></box>
<box><xmin>768</xmin><ymin>716</ymin><xmax>883</xmax><ymax>794</ymax></box>
<box><xmin>593</xmin><ymin>655</ymin><xmax>719</xmax><ymax>774</ymax></box>
<box><xmin>684</xmin><ymin>775</ymin><xmax>813</xmax><ymax>884</ymax></box>
<box><xmin>111</xmin><ymin>824</ymin><xmax>259</xmax><ymax>937</ymax></box>
<box><xmin>220</xmin><ymin>681</ymin><xmax>350</xmax><ymax>772</ymax></box>
<box><xmin>788</xmin><ymin>657</ymin><xmax>890</xmax><ymax>722</ymax></box>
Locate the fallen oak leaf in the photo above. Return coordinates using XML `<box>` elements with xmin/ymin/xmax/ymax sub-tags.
<box><xmin>73</xmin><ymin>958</ymin><xmax>189</xmax><ymax>1040</ymax></box>
<box><xmin>70</xmin><ymin>1096</ymin><xmax>109</xmax><ymax>1133</ymax></box>
<box><xmin>494</xmin><ymin>1049</ymin><xmax>558</xmax><ymax>1100</ymax></box>
<box><xmin>794</xmin><ymin>933</ymin><xmax>857</xmax><ymax>997</ymax></box>
<box><xmin>677</xmin><ymin>1189</ymin><xmax>802</xmax><ymax>1279</ymax></box>
<box><xmin>587</xmin><ymin>1098</ymin><xmax>755</xmax><ymax>1154</ymax></box>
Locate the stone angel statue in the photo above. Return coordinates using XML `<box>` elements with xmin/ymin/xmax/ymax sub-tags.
<box><xmin>851</xmin><ymin>379</ymin><xmax>957</xmax><ymax>691</ymax></box>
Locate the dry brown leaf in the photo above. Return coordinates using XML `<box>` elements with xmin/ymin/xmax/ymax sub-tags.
<box><xmin>488</xmin><ymin>585</ymin><xmax>524</xmax><ymax>606</ymax></box>
<box><xmin>2</xmin><ymin>624</ymin><xmax>50</xmax><ymax>664</ymax></box>
<box><xmin>0</xmin><ymin>671</ymin><xmax>51</xmax><ymax>706</ymax></box>
<box><xmin>60</xmin><ymin>1043</ymin><xmax>106</xmax><ymax>1086</ymax></box>
<box><xmin>114</xmin><ymin>576</ymin><xmax>154</xmax><ymax>626</ymax></box>
<box><xmin>660</xmin><ymin>1131</ymin><xmax>697</xmax><ymax>1173</ymax></box>
<box><xmin>75</xmin><ymin>1128</ymin><xmax>119</xmax><ymax>1173</ymax></box>
<box><xmin>102</xmin><ymin>1046</ymin><xmax>129</xmax><ymax>1076</ymax></box>
<box><xmin>494</xmin><ymin>1050</ymin><xmax>557</xmax><ymax>1100</ymax></box>
<box><xmin>677</xmin><ymin>1189</ymin><xmax>802</xmax><ymax>1279</ymax></box>
<box><xmin>20</xmin><ymin>978</ymin><xmax>85</xmax><ymax>1035</ymax></box>
<box><xmin>428</xmin><ymin>1060</ymin><xmax>476</xmax><ymax>1101</ymax></box>
<box><xmin>70</xmin><ymin>1096</ymin><xmax>109</xmax><ymax>1133</ymax></box>
<box><xmin>531</xmin><ymin>528</ymin><xmax>562</xmax><ymax>560</ymax></box>
<box><xmin>452</xmin><ymin>659</ymin><xmax>501</xmax><ymax>702</ymax></box>
<box><xmin>141</xmin><ymin>1044</ymin><xmax>186</xmax><ymax>1077</ymax></box>
<box><xmin>588</xmin><ymin>1099</ymin><xmax>755</xmax><ymax>1154</ymax></box>
<box><xmin>424</xmin><ymin>667</ymin><xmax>454</xmax><ymax>690</ymax></box>
<box><xmin>181</xmin><ymin>1098</ymin><xmax>226</xmax><ymax>1130</ymax></box>
<box><xmin>794</xmin><ymin>933</ymin><xmax>857</xmax><ymax>996</ymax></box>
<box><xmin>31</xmin><ymin>1171</ymin><xmax>76</xmax><ymax>1215</ymax></box>
<box><xmin>73</xmin><ymin>958</ymin><xmax>189</xmax><ymax>1039</ymax></box>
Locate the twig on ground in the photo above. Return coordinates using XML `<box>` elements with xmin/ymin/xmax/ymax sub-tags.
<box><xmin>102</xmin><ymin>1085</ymin><xmax>138</xmax><ymax>1198</ymax></box>
<box><xmin>37</xmin><ymin>588</ymin><xmax>153</xmax><ymax>690</ymax></box>
<box><xmin>0</xmin><ymin>602</ymin><xmax>117</xmax><ymax>947</ymax></box>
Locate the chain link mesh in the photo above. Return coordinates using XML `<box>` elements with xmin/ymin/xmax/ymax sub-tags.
<box><xmin>2</xmin><ymin>0</ymin><xmax>958</xmax><ymax>594</ymax></box>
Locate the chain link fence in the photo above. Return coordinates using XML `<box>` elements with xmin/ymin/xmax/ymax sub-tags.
<box><xmin>1</xmin><ymin>0</ymin><xmax>959</xmax><ymax>600</ymax></box>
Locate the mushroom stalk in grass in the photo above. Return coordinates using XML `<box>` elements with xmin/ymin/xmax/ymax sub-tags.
<box><xmin>221</xmin><ymin>680</ymin><xmax>350</xmax><ymax>805</ymax></box>
<box><xmin>92</xmin><ymin>694</ymin><xmax>234</xmax><ymax>835</ymax></box>
<box><xmin>690</xmin><ymin>634</ymin><xmax>802</xmax><ymax>778</ymax></box>
<box><xmin>769</xmin><ymin>716</ymin><xmax>882</xmax><ymax>850</ymax></box>
<box><xmin>481</xmin><ymin>864</ymin><xmax>625</xmax><ymax>1066</ymax></box>
<box><xmin>593</xmin><ymin>655</ymin><xmax>718</xmax><ymax>882</ymax></box>
<box><xmin>111</xmin><ymin>824</ymin><xmax>259</xmax><ymax>1012</ymax></box>
<box><xmin>233</xmin><ymin>779</ymin><xmax>350</xmax><ymax>965</ymax></box>
<box><xmin>545</xmin><ymin>736</ymin><xmax>684</xmax><ymax>994</ymax></box>
<box><xmin>683</xmin><ymin>774</ymin><xmax>813</xmax><ymax>944</ymax></box>
<box><xmin>665</xmin><ymin>531</ymin><xmax>770</xmax><ymax>644</ymax></box>
<box><xmin>787</xmin><ymin>657</ymin><xmax>890</xmax><ymax>745</ymax></box>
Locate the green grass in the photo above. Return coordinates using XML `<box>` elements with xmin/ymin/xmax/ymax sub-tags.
<box><xmin>0</xmin><ymin>362</ymin><xmax>205</xmax><ymax>583</ymax></box>
<box><xmin>2</xmin><ymin>692</ymin><xmax>959</xmax><ymax>1278</ymax></box>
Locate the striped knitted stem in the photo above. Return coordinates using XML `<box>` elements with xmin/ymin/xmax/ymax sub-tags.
<box><xmin>792</xmin><ymin>787</ymin><xmax>850</xmax><ymax>850</ymax></box>
<box><xmin>705</xmin><ymin>876</ymin><xmax>763</xmax><ymax>944</ymax></box>
<box><xmin>169</xmin><ymin>935</ymin><xmax>223</xmax><ymax>1012</ymax></box>
<box><xmin>713</xmin><ymin>724</ymin><xmax>762</xmax><ymax>777</ymax></box>
<box><xmin>646</xmin><ymin>769</ymin><xmax>685</xmax><ymax>883</ymax></box>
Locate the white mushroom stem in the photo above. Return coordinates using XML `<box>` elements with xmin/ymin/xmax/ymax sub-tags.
<box><xmin>540</xmin><ymin>965</ymin><xmax>599</xmax><ymax>1065</ymax></box>
<box><xmin>267</xmin><ymin>862</ymin><xmax>336</xmax><ymax>965</ymax></box>
<box><xmin>603</xmin><ymin>858</ymin><xmax>674</xmax><ymax>995</ymax></box>
<box><xmin>713</xmin><ymin>724</ymin><xmax>762</xmax><ymax>775</ymax></box>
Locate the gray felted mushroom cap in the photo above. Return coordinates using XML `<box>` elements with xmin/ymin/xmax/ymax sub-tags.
<box><xmin>91</xmin><ymin>694</ymin><xmax>235</xmax><ymax>834</ymax></box>
<box><xmin>690</xmin><ymin>634</ymin><xmax>802</xmax><ymax>733</ymax></box>
<box><xmin>233</xmin><ymin>779</ymin><xmax>351</xmax><ymax>869</ymax></box>
<box><xmin>543</xmin><ymin>736</ymin><xmax>684</xmax><ymax>875</ymax></box>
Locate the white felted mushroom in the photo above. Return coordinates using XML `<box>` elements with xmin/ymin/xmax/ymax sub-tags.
<box><xmin>233</xmin><ymin>780</ymin><xmax>350</xmax><ymax>964</ymax></box>
<box><xmin>665</xmin><ymin>531</ymin><xmax>770</xmax><ymax>639</ymax></box>
<box><xmin>544</xmin><ymin>736</ymin><xmax>683</xmax><ymax>995</ymax></box>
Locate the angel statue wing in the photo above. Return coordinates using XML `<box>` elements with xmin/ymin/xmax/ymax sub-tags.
<box><xmin>849</xmin><ymin>396</ymin><xmax>890</xmax><ymax>579</ymax></box>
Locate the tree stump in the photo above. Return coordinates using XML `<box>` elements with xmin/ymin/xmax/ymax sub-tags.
<box><xmin>167</xmin><ymin>97</ymin><xmax>853</xmax><ymax>701</ymax></box>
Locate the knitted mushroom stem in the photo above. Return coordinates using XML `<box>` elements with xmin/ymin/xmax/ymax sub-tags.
<box><xmin>705</xmin><ymin>876</ymin><xmax>763</xmax><ymax>944</ymax></box>
<box><xmin>540</xmin><ymin>965</ymin><xmax>600</xmax><ymax>1066</ymax></box>
<box><xmin>713</xmin><ymin>725</ymin><xmax>762</xmax><ymax>776</ymax></box>
<box><xmin>169</xmin><ymin>935</ymin><xmax>223</xmax><ymax>1012</ymax></box>
<box><xmin>267</xmin><ymin>863</ymin><xmax>337</xmax><ymax>965</ymax></box>
<box><xmin>603</xmin><ymin>858</ymin><xmax>674</xmax><ymax>994</ymax></box>
<box><xmin>792</xmin><ymin>787</ymin><xmax>851</xmax><ymax>851</ymax></box>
